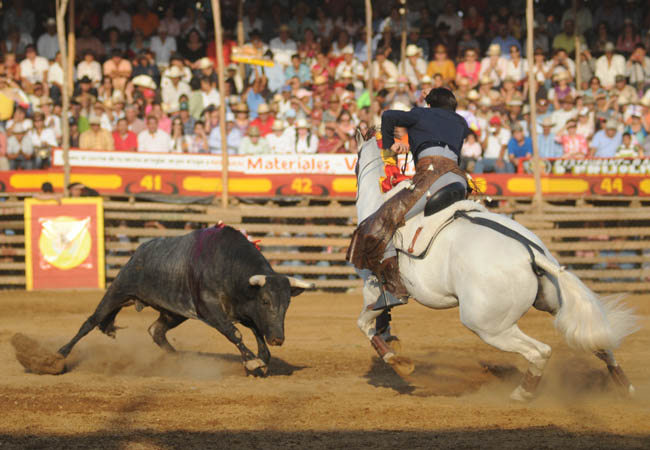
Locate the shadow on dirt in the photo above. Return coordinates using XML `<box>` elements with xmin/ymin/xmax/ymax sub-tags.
<box><xmin>0</xmin><ymin>428</ymin><xmax>647</xmax><ymax>450</ymax></box>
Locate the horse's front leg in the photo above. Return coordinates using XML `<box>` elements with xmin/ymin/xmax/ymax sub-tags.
<box><xmin>356</xmin><ymin>269</ymin><xmax>385</xmax><ymax>340</ymax></box>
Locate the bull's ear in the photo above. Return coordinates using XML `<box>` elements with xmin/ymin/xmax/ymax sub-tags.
<box><xmin>249</xmin><ymin>275</ymin><xmax>267</xmax><ymax>287</ymax></box>
<box><xmin>287</xmin><ymin>277</ymin><xmax>314</xmax><ymax>297</ymax></box>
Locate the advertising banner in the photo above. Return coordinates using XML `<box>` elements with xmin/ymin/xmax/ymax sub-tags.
<box><xmin>24</xmin><ymin>198</ymin><xmax>105</xmax><ymax>290</ymax></box>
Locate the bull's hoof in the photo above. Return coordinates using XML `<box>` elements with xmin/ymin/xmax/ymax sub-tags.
<box><xmin>244</xmin><ymin>358</ymin><xmax>268</xmax><ymax>377</ymax></box>
<box><xmin>387</xmin><ymin>354</ymin><xmax>415</xmax><ymax>377</ymax></box>
<box><xmin>509</xmin><ymin>385</ymin><xmax>535</xmax><ymax>402</ymax></box>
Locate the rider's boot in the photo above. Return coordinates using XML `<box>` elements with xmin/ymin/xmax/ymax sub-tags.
<box><xmin>373</xmin><ymin>256</ymin><xmax>409</xmax><ymax>311</ymax></box>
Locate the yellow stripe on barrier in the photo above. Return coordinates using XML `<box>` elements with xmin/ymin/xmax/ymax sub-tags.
<box><xmin>331</xmin><ymin>177</ymin><xmax>357</xmax><ymax>193</ymax></box>
<box><xmin>507</xmin><ymin>177</ymin><xmax>590</xmax><ymax>194</ymax></box>
<box><xmin>183</xmin><ymin>176</ymin><xmax>273</xmax><ymax>193</ymax></box>
<box><xmin>10</xmin><ymin>174</ymin><xmax>122</xmax><ymax>190</ymax></box>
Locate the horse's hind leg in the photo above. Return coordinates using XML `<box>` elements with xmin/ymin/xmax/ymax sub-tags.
<box><xmin>464</xmin><ymin>320</ymin><xmax>552</xmax><ymax>401</ymax></box>
<box><xmin>148</xmin><ymin>310</ymin><xmax>187</xmax><ymax>353</ymax></box>
<box><xmin>595</xmin><ymin>349</ymin><xmax>635</xmax><ymax>397</ymax></box>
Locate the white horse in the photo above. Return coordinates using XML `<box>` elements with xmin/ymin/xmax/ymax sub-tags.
<box><xmin>353</xmin><ymin>134</ymin><xmax>639</xmax><ymax>401</ymax></box>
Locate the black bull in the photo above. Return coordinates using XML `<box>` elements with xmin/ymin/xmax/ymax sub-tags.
<box><xmin>58</xmin><ymin>225</ymin><xmax>313</xmax><ymax>376</ymax></box>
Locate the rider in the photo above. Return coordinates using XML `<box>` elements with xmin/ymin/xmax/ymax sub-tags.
<box><xmin>348</xmin><ymin>87</ymin><xmax>470</xmax><ymax>309</ymax></box>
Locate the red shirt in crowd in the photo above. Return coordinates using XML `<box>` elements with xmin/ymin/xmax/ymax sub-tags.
<box><xmin>318</xmin><ymin>135</ymin><xmax>344</xmax><ymax>153</ymax></box>
<box><xmin>249</xmin><ymin>116</ymin><xmax>275</xmax><ymax>137</ymax></box>
<box><xmin>112</xmin><ymin>130</ymin><xmax>138</xmax><ymax>151</ymax></box>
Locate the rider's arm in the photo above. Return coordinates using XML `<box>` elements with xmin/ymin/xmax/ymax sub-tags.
<box><xmin>380</xmin><ymin>110</ymin><xmax>418</xmax><ymax>151</ymax></box>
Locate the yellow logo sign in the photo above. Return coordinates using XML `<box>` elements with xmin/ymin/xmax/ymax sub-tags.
<box><xmin>38</xmin><ymin>217</ymin><xmax>92</xmax><ymax>270</ymax></box>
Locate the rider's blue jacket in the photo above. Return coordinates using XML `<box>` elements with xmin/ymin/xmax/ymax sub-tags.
<box><xmin>380</xmin><ymin>107</ymin><xmax>469</xmax><ymax>163</ymax></box>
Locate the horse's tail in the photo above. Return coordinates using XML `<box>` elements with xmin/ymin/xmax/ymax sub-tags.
<box><xmin>534</xmin><ymin>253</ymin><xmax>639</xmax><ymax>352</ymax></box>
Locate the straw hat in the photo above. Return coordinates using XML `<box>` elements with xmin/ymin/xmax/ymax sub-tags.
<box><xmin>420</xmin><ymin>75</ymin><xmax>433</xmax><ymax>85</ymax></box>
<box><xmin>132</xmin><ymin>74</ymin><xmax>157</xmax><ymax>90</ymax></box>
<box><xmin>295</xmin><ymin>118</ymin><xmax>309</xmax><ymax>129</ymax></box>
<box><xmin>248</xmin><ymin>125</ymin><xmax>261</xmax><ymax>137</ymax></box>
<box><xmin>467</xmin><ymin>90</ymin><xmax>480</xmax><ymax>101</ymax></box>
<box><xmin>271</xmin><ymin>120</ymin><xmax>285</xmax><ymax>131</ymax></box>
<box><xmin>167</xmin><ymin>66</ymin><xmax>183</xmax><ymax>78</ymax></box>
<box><xmin>487</xmin><ymin>44</ymin><xmax>501</xmax><ymax>56</ymax></box>
<box><xmin>197</xmin><ymin>57</ymin><xmax>213</xmax><ymax>70</ymax></box>
<box><xmin>257</xmin><ymin>103</ymin><xmax>270</xmax><ymax>114</ymax></box>
<box><xmin>540</xmin><ymin>116</ymin><xmax>555</xmax><ymax>127</ymax></box>
<box><xmin>341</xmin><ymin>45</ymin><xmax>354</xmax><ymax>55</ymax></box>
<box><xmin>405</xmin><ymin>44</ymin><xmax>420</xmax><ymax>57</ymax></box>
<box><xmin>605</xmin><ymin>119</ymin><xmax>618</xmax><ymax>129</ymax></box>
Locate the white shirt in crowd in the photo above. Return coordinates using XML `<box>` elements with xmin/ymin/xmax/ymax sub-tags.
<box><xmin>201</xmin><ymin>89</ymin><xmax>221</xmax><ymax>109</ymax></box>
<box><xmin>479</xmin><ymin>56</ymin><xmax>508</xmax><ymax>85</ymax></box>
<box><xmin>102</xmin><ymin>9</ymin><xmax>131</xmax><ymax>33</ymax></box>
<box><xmin>7</xmin><ymin>135</ymin><xmax>34</xmax><ymax>156</ymax></box>
<box><xmin>398</xmin><ymin>58</ymin><xmax>428</xmax><ymax>87</ymax></box>
<box><xmin>370</xmin><ymin>59</ymin><xmax>398</xmax><ymax>80</ymax></box>
<box><xmin>504</xmin><ymin>58</ymin><xmax>529</xmax><ymax>83</ymax></box>
<box><xmin>551</xmin><ymin>108</ymin><xmax>578</xmax><ymax>134</ymax></box>
<box><xmin>137</xmin><ymin>129</ymin><xmax>172</xmax><ymax>152</ymax></box>
<box><xmin>482</xmin><ymin>127</ymin><xmax>511</xmax><ymax>159</ymax></box>
<box><xmin>28</xmin><ymin>128</ymin><xmax>57</xmax><ymax>148</ymax></box>
<box><xmin>36</xmin><ymin>33</ymin><xmax>59</xmax><ymax>61</ymax></box>
<box><xmin>595</xmin><ymin>54</ymin><xmax>626</xmax><ymax>88</ymax></box>
<box><xmin>47</xmin><ymin>62</ymin><xmax>63</xmax><ymax>86</ymax></box>
<box><xmin>295</xmin><ymin>133</ymin><xmax>318</xmax><ymax>154</ymax></box>
<box><xmin>19</xmin><ymin>56</ymin><xmax>49</xmax><ymax>84</ymax></box>
<box><xmin>269</xmin><ymin>37</ymin><xmax>297</xmax><ymax>67</ymax></box>
<box><xmin>77</xmin><ymin>60</ymin><xmax>103</xmax><ymax>85</ymax></box>
<box><xmin>267</xmin><ymin>128</ymin><xmax>295</xmax><ymax>154</ymax></box>
<box><xmin>150</xmin><ymin>35</ymin><xmax>177</xmax><ymax>66</ymax></box>
<box><xmin>161</xmin><ymin>81</ymin><xmax>191</xmax><ymax>110</ymax></box>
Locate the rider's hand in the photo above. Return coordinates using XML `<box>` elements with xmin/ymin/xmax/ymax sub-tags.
<box><xmin>390</xmin><ymin>142</ymin><xmax>409</xmax><ymax>154</ymax></box>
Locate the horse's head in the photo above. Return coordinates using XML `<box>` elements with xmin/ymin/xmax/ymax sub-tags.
<box><xmin>354</xmin><ymin>125</ymin><xmax>378</xmax><ymax>177</ymax></box>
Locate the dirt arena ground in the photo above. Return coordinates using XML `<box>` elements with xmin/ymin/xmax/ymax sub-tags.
<box><xmin>0</xmin><ymin>290</ymin><xmax>649</xmax><ymax>449</ymax></box>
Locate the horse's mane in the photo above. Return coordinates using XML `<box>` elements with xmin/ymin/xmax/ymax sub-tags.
<box><xmin>355</xmin><ymin>125</ymin><xmax>377</xmax><ymax>147</ymax></box>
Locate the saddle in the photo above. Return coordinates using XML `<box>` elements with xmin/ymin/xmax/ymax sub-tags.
<box><xmin>393</xmin><ymin>198</ymin><xmax>487</xmax><ymax>258</ymax></box>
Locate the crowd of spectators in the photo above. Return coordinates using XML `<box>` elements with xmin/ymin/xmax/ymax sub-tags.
<box><xmin>0</xmin><ymin>0</ymin><xmax>650</xmax><ymax>173</ymax></box>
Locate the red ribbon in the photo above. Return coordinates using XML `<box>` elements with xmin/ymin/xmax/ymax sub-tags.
<box><xmin>380</xmin><ymin>164</ymin><xmax>411</xmax><ymax>193</ymax></box>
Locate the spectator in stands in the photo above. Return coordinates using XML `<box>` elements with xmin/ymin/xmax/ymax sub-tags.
<box><xmin>69</xmin><ymin>118</ymin><xmax>80</xmax><ymax>147</ymax></box>
<box><xmin>399</xmin><ymin>45</ymin><xmax>427</xmax><ymax>88</ymax></box>
<box><xmin>507</xmin><ymin>124</ymin><xmax>532</xmax><ymax>171</ymax></box>
<box><xmin>616</xmin><ymin>132</ymin><xmax>643</xmax><ymax>157</ymax></box>
<box><xmin>150</xmin><ymin>22</ymin><xmax>177</xmax><ymax>68</ymax></box>
<box><xmin>179</xmin><ymin>29</ymin><xmax>206</xmax><ymax>66</ymax></box>
<box><xmin>426</xmin><ymin>44</ymin><xmax>455</xmax><ymax>83</ymax></box>
<box><xmin>37</xmin><ymin>18</ymin><xmax>59</xmax><ymax>61</ymax></box>
<box><xmin>112</xmin><ymin>117</ymin><xmax>137</xmax><ymax>151</ymax></box>
<box><xmin>617</xmin><ymin>19</ymin><xmax>641</xmax><ymax>54</ymax></box>
<box><xmin>6</xmin><ymin>124</ymin><xmax>33</xmax><ymax>169</ymax></box>
<box><xmin>479</xmin><ymin>44</ymin><xmax>507</xmax><ymax>86</ymax></box>
<box><xmin>80</xmin><ymin>115</ymin><xmax>114</xmax><ymax>151</ymax></box>
<box><xmin>137</xmin><ymin>115</ymin><xmax>171</xmax><ymax>152</ymax></box>
<box><xmin>557</xmin><ymin>119</ymin><xmax>588</xmax><ymax>158</ymax></box>
<box><xmin>552</xmin><ymin>18</ymin><xmax>585</xmax><ymax>54</ymax></box>
<box><xmin>0</xmin><ymin>128</ymin><xmax>8</xmax><ymax>170</ymax></box>
<box><xmin>132</xmin><ymin>4</ymin><xmax>159</xmax><ymax>39</ymax></box>
<box><xmin>29</xmin><ymin>112</ymin><xmax>56</xmax><ymax>168</ymax></box>
<box><xmin>250</xmin><ymin>103</ymin><xmax>275</xmax><ymax>137</ymax></box>
<box><xmin>538</xmin><ymin>117</ymin><xmax>563</xmax><ymax>158</ymax></box>
<box><xmin>19</xmin><ymin>44</ymin><xmax>48</xmax><ymax>88</ymax></box>
<box><xmin>456</xmin><ymin>48</ymin><xmax>481</xmax><ymax>88</ymax></box>
<box><xmin>103</xmin><ymin>49</ymin><xmax>132</xmax><ymax>92</ymax></box>
<box><xmin>162</xmin><ymin>66</ymin><xmax>191</xmax><ymax>113</ymax></box>
<box><xmin>626</xmin><ymin>44</ymin><xmax>650</xmax><ymax>91</ymax></box>
<box><xmin>294</xmin><ymin>118</ymin><xmax>318</xmax><ymax>154</ymax></box>
<box><xmin>590</xmin><ymin>119</ymin><xmax>622</xmax><ymax>157</ymax></box>
<box><xmin>102</xmin><ymin>0</ymin><xmax>131</xmax><ymax>35</ymax></box>
<box><xmin>189</xmin><ymin>121</ymin><xmax>209</xmax><ymax>153</ymax></box>
<box><xmin>286</xmin><ymin>54</ymin><xmax>311</xmax><ymax>85</ymax></box>
<box><xmin>160</xmin><ymin>7</ymin><xmax>181</xmax><ymax>38</ymax></box>
<box><xmin>124</xmin><ymin>104</ymin><xmax>145</xmax><ymax>135</ymax></box>
<box><xmin>189</xmin><ymin>76</ymin><xmax>220</xmax><ymax>120</ymax></box>
<box><xmin>576</xmin><ymin>108</ymin><xmax>595</xmax><ymax>141</ymax></box>
<box><xmin>460</xmin><ymin>130</ymin><xmax>481</xmax><ymax>172</ymax></box>
<box><xmin>317</xmin><ymin>121</ymin><xmax>344</xmax><ymax>154</ymax></box>
<box><xmin>170</xmin><ymin>117</ymin><xmax>192</xmax><ymax>153</ymax></box>
<box><xmin>475</xmin><ymin>115</ymin><xmax>511</xmax><ymax>173</ymax></box>
<box><xmin>491</xmin><ymin>22</ymin><xmax>521</xmax><ymax>59</ymax></box>
<box><xmin>76</xmin><ymin>25</ymin><xmax>105</xmax><ymax>61</ymax></box>
<box><xmin>595</xmin><ymin>42</ymin><xmax>625</xmax><ymax>90</ymax></box>
<box><xmin>613</xmin><ymin>75</ymin><xmax>638</xmax><ymax>106</ymax></box>
<box><xmin>551</xmin><ymin>95</ymin><xmax>578</xmax><ymax>135</ymax></box>
<box><xmin>239</xmin><ymin>125</ymin><xmax>270</xmax><ymax>154</ymax></box>
<box><xmin>626</xmin><ymin>112</ymin><xmax>648</xmax><ymax>146</ymax></box>
<box><xmin>267</xmin><ymin>120</ymin><xmax>293</xmax><ymax>154</ymax></box>
<box><xmin>77</xmin><ymin>51</ymin><xmax>102</xmax><ymax>88</ymax></box>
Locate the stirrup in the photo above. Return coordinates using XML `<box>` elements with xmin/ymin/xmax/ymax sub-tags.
<box><xmin>373</xmin><ymin>286</ymin><xmax>409</xmax><ymax>311</ymax></box>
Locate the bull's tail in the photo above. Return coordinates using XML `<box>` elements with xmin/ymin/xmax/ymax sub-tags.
<box><xmin>534</xmin><ymin>254</ymin><xmax>639</xmax><ymax>352</ymax></box>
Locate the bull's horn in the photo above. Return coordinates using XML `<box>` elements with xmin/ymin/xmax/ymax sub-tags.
<box><xmin>287</xmin><ymin>277</ymin><xmax>315</xmax><ymax>289</ymax></box>
<box><xmin>249</xmin><ymin>275</ymin><xmax>267</xmax><ymax>286</ymax></box>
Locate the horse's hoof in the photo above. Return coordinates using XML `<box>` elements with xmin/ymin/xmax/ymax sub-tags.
<box><xmin>628</xmin><ymin>385</ymin><xmax>636</xmax><ymax>397</ymax></box>
<box><xmin>509</xmin><ymin>385</ymin><xmax>534</xmax><ymax>402</ymax></box>
<box><xmin>386</xmin><ymin>337</ymin><xmax>402</xmax><ymax>354</ymax></box>
<box><xmin>387</xmin><ymin>355</ymin><xmax>415</xmax><ymax>377</ymax></box>
<box><xmin>244</xmin><ymin>358</ymin><xmax>267</xmax><ymax>377</ymax></box>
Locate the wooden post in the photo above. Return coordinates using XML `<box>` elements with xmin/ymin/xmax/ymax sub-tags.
<box><xmin>573</xmin><ymin>0</ymin><xmax>581</xmax><ymax>89</ymax></box>
<box><xmin>526</xmin><ymin>0</ymin><xmax>543</xmax><ymax>212</ymax></box>
<box><xmin>237</xmin><ymin>0</ymin><xmax>245</xmax><ymax>81</ymax></box>
<box><xmin>399</xmin><ymin>0</ymin><xmax>407</xmax><ymax>73</ymax></box>
<box><xmin>56</xmin><ymin>0</ymin><xmax>71</xmax><ymax>197</ymax></box>
<box><xmin>365</xmin><ymin>0</ymin><xmax>373</xmax><ymax>104</ymax></box>
<box><xmin>211</xmin><ymin>0</ymin><xmax>229</xmax><ymax>208</ymax></box>
<box><xmin>67</xmin><ymin>0</ymin><xmax>75</xmax><ymax>92</ymax></box>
